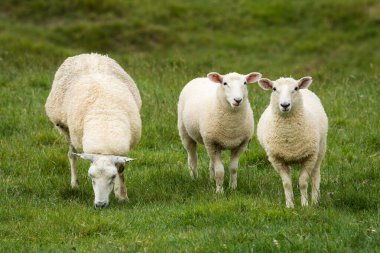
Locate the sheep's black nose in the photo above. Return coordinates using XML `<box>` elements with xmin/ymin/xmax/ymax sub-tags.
<box><xmin>281</xmin><ymin>103</ymin><xmax>290</xmax><ymax>108</ymax></box>
<box><xmin>234</xmin><ymin>98</ymin><xmax>242</xmax><ymax>104</ymax></box>
<box><xmin>94</xmin><ymin>202</ymin><xmax>108</xmax><ymax>209</ymax></box>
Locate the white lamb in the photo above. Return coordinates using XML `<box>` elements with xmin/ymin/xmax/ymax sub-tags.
<box><xmin>257</xmin><ymin>76</ymin><xmax>328</xmax><ymax>208</ymax></box>
<box><xmin>45</xmin><ymin>53</ymin><xmax>142</xmax><ymax>208</ymax></box>
<box><xmin>178</xmin><ymin>71</ymin><xmax>262</xmax><ymax>193</ymax></box>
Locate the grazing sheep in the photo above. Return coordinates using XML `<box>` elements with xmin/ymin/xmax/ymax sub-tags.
<box><xmin>45</xmin><ymin>53</ymin><xmax>142</xmax><ymax>208</ymax></box>
<box><xmin>257</xmin><ymin>76</ymin><xmax>328</xmax><ymax>208</ymax></box>
<box><xmin>178</xmin><ymin>71</ymin><xmax>262</xmax><ymax>193</ymax></box>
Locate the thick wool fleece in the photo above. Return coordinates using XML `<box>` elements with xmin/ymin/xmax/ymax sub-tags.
<box><xmin>45</xmin><ymin>53</ymin><xmax>141</xmax><ymax>155</ymax></box>
<box><xmin>178</xmin><ymin>75</ymin><xmax>254</xmax><ymax>150</ymax></box>
<box><xmin>257</xmin><ymin>88</ymin><xmax>328</xmax><ymax>163</ymax></box>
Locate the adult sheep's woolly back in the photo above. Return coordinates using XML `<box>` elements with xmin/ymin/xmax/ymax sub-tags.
<box><xmin>45</xmin><ymin>53</ymin><xmax>142</xmax><ymax>208</ymax></box>
<box><xmin>45</xmin><ymin>53</ymin><xmax>141</xmax><ymax>155</ymax></box>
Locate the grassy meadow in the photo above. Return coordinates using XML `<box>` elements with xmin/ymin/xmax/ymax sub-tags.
<box><xmin>1</xmin><ymin>0</ymin><xmax>380</xmax><ymax>252</ymax></box>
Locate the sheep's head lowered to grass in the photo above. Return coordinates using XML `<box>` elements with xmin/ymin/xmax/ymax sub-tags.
<box><xmin>208</xmin><ymin>72</ymin><xmax>262</xmax><ymax>108</ymax></box>
<box><xmin>74</xmin><ymin>153</ymin><xmax>133</xmax><ymax>208</ymax></box>
<box><xmin>258</xmin><ymin>77</ymin><xmax>313</xmax><ymax>114</ymax></box>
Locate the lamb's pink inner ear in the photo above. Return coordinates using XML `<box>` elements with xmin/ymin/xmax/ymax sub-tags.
<box><xmin>246</xmin><ymin>72</ymin><xmax>262</xmax><ymax>84</ymax></box>
<box><xmin>298</xmin><ymin>77</ymin><xmax>313</xmax><ymax>89</ymax></box>
<box><xmin>258</xmin><ymin>79</ymin><xmax>273</xmax><ymax>90</ymax></box>
<box><xmin>207</xmin><ymin>72</ymin><xmax>223</xmax><ymax>84</ymax></box>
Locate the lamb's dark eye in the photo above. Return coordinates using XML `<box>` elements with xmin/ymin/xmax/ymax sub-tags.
<box><xmin>223</xmin><ymin>82</ymin><xmax>227</xmax><ymax>86</ymax></box>
<box><xmin>295</xmin><ymin>87</ymin><xmax>299</xmax><ymax>91</ymax></box>
<box><xmin>111</xmin><ymin>175</ymin><xmax>116</xmax><ymax>180</ymax></box>
<box><xmin>272</xmin><ymin>87</ymin><xmax>277</xmax><ymax>91</ymax></box>
<box><xmin>244</xmin><ymin>81</ymin><xmax>247</xmax><ymax>85</ymax></box>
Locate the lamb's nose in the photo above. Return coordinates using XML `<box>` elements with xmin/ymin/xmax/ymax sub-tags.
<box><xmin>234</xmin><ymin>98</ymin><xmax>242</xmax><ymax>104</ymax></box>
<box><xmin>281</xmin><ymin>103</ymin><xmax>290</xmax><ymax>108</ymax></box>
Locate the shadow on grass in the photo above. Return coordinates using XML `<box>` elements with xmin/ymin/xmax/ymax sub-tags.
<box><xmin>319</xmin><ymin>184</ymin><xmax>379</xmax><ymax>212</ymax></box>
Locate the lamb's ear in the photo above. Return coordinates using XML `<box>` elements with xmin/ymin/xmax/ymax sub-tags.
<box><xmin>298</xmin><ymin>76</ymin><xmax>312</xmax><ymax>89</ymax></box>
<box><xmin>111</xmin><ymin>156</ymin><xmax>134</xmax><ymax>165</ymax></box>
<box><xmin>258</xmin><ymin>78</ymin><xmax>273</xmax><ymax>90</ymax></box>
<box><xmin>207</xmin><ymin>72</ymin><xmax>223</xmax><ymax>84</ymax></box>
<box><xmin>73</xmin><ymin>153</ymin><xmax>96</xmax><ymax>162</ymax></box>
<box><xmin>245</xmin><ymin>72</ymin><xmax>262</xmax><ymax>84</ymax></box>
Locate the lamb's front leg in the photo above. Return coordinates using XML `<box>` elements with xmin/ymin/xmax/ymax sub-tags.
<box><xmin>205</xmin><ymin>143</ymin><xmax>224</xmax><ymax>193</ymax></box>
<box><xmin>229</xmin><ymin>140</ymin><xmax>249</xmax><ymax>190</ymax></box>
<box><xmin>68</xmin><ymin>144</ymin><xmax>79</xmax><ymax>188</ymax></box>
<box><xmin>114</xmin><ymin>164</ymin><xmax>128</xmax><ymax>201</ymax></box>
<box><xmin>269</xmin><ymin>156</ymin><xmax>294</xmax><ymax>208</ymax></box>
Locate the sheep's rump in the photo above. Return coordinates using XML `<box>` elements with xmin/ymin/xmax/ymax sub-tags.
<box><xmin>45</xmin><ymin>53</ymin><xmax>141</xmax><ymax>125</ymax></box>
<box><xmin>178</xmin><ymin>78</ymin><xmax>218</xmax><ymax>143</ymax></box>
<box><xmin>45</xmin><ymin>53</ymin><xmax>142</xmax><ymax>154</ymax></box>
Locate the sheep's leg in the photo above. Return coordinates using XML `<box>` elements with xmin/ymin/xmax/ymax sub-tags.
<box><xmin>269</xmin><ymin>157</ymin><xmax>294</xmax><ymax>208</ymax></box>
<box><xmin>311</xmin><ymin>143</ymin><xmax>325</xmax><ymax>205</ymax></box>
<box><xmin>179</xmin><ymin>126</ymin><xmax>198</xmax><ymax>179</ymax></box>
<box><xmin>114</xmin><ymin>164</ymin><xmax>128</xmax><ymax>201</ymax></box>
<box><xmin>311</xmin><ymin>165</ymin><xmax>320</xmax><ymax>205</ymax></box>
<box><xmin>56</xmin><ymin>123</ymin><xmax>78</xmax><ymax>188</ymax></box>
<box><xmin>206</xmin><ymin>143</ymin><xmax>224</xmax><ymax>193</ymax></box>
<box><xmin>300</xmin><ymin>155</ymin><xmax>318</xmax><ymax>207</ymax></box>
<box><xmin>187</xmin><ymin>139</ymin><xmax>198</xmax><ymax>179</ymax></box>
<box><xmin>209</xmin><ymin>159</ymin><xmax>214</xmax><ymax>180</ymax></box>
<box><xmin>229</xmin><ymin>140</ymin><xmax>249</xmax><ymax>190</ymax></box>
<box><xmin>299</xmin><ymin>167</ymin><xmax>310</xmax><ymax>207</ymax></box>
<box><xmin>68</xmin><ymin>144</ymin><xmax>79</xmax><ymax>189</ymax></box>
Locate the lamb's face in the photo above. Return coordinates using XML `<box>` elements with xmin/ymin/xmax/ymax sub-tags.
<box><xmin>222</xmin><ymin>75</ymin><xmax>249</xmax><ymax>108</ymax></box>
<box><xmin>207</xmin><ymin>72</ymin><xmax>262</xmax><ymax>108</ymax></box>
<box><xmin>88</xmin><ymin>156</ymin><xmax>118</xmax><ymax>208</ymax></box>
<box><xmin>258</xmin><ymin>77</ymin><xmax>313</xmax><ymax>114</ymax></box>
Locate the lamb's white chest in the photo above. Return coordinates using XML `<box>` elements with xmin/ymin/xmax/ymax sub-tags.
<box><xmin>266</xmin><ymin>127</ymin><xmax>318</xmax><ymax>162</ymax></box>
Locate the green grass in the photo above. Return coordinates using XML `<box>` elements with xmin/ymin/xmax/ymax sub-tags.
<box><xmin>1</xmin><ymin>0</ymin><xmax>380</xmax><ymax>252</ymax></box>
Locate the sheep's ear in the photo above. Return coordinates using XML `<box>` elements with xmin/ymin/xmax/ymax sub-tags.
<box><xmin>245</xmin><ymin>72</ymin><xmax>262</xmax><ymax>84</ymax></box>
<box><xmin>73</xmin><ymin>153</ymin><xmax>97</xmax><ymax>162</ymax></box>
<box><xmin>111</xmin><ymin>156</ymin><xmax>134</xmax><ymax>165</ymax></box>
<box><xmin>207</xmin><ymin>72</ymin><xmax>223</xmax><ymax>84</ymax></box>
<box><xmin>298</xmin><ymin>76</ymin><xmax>312</xmax><ymax>89</ymax></box>
<box><xmin>258</xmin><ymin>78</ymin><xmax>273</xmax><ymax>90</ymax></box>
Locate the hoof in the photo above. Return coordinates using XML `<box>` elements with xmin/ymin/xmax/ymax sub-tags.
<box><xmin>71</xmin><ymin>180</ymin><xmax>79</xmax><ymax>189</ymax></box>
<box><xmin>189</xmin><ymin>170</ymin><xmax>198</xmax><ymax>180</ymax></box>
<box><xmin>286</xmin><ymin>202</ymin><xmax>295</xmax><ymax>208</ymax></box>
<box><xmin>116</xmin><ymin>194</ymin><xmax>129</xmax><ymax>202</ymax></box>
<box><xmin>229</xmin><ymin>181</ymin><xmax>237</xmax><ymax>190</ymax></box>
<box><xmin>216</xmin><ymin>186</ymin><xmax>224</xmax><ymax>194</ymax></box>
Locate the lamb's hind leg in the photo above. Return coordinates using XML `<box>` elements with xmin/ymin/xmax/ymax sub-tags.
<box><xmin>114</xmin><ymin>164</ymin><xmax>128</xmax><ymax>201</ymax></box>
<box><xmin>209</xmin><ymin>159</ymin><xmax>214</xmax><ymax>180</ymax></box>
<box><xmin>229</xmin><ymin>140</ymin><xmax>249</xmax><ymax>190</ymax></box>
<box><xmin>311</xmin><ymin>164</ymin><xmax>320</xmax><ymax>205</ymax></box>
<box><xmin>179</xmin><ymin>127</ymin><xmax>198</xmax><ymax>179</ymax></box>
<box><xmin>299</xmin><ymin>167</ymin><xmax>310</xmax><ymax>207</ymax></box>
<box><xmin>311</xmin><ymin>143</ymin><xmax>325</xmax><ymax>205</ymax></box>
<box><xmin>300</xmin><ymin>155</ymin><xmax>318</xmax><ymax>207</ymax></box>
